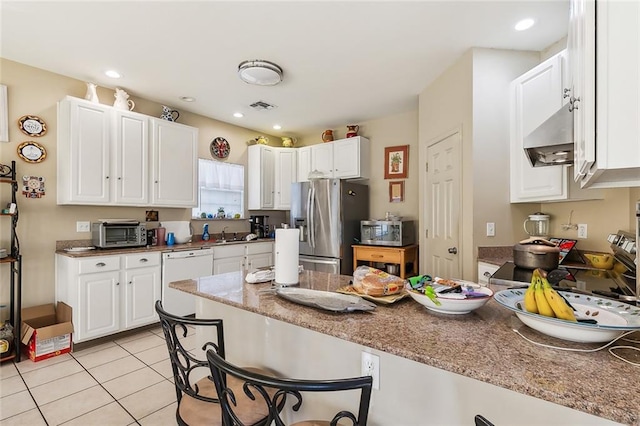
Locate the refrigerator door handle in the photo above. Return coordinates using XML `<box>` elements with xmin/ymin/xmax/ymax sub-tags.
<box><xmin>308</xmin><ymin>184</ymin><xmax>316</xmax><ymax>248</ymax></box>
<box><xmin>306</xmin><ymin>185</ymin><xmax>313</xmax><ymax>248</ymax></box>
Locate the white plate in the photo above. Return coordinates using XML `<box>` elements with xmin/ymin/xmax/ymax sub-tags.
<box><xmin>494</xmin><ymin>289</ymin><xmax>640</xmax><ymax>343</ymax></box>
<box><xmin>406</xmin><ymin>280</ymin><xmax>493</xmax><ymax>314</ymax></box>
<box><xmin>64</xmin><ymin>247</ymin><xmax>96</xmax><ymax>252</ymax></box>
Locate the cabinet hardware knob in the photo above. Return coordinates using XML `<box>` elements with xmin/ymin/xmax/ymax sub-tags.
<box><xmin>116</xmin><ymin>282</ymin><xmax>120</xmax><ymax>285</ymax></box>
<box><xmin>118</xmin><ymin>177</ymin><xmax>121</xmax><ymax>180</ymax></box>
<box><xmin>484</xmin><ymin>271</ymin><xmax>491</xmax><ymax>277</ymax></box>
<box><xmin>563</xmin><ymin>88</ymin><xmax>571</xmax><ymax>98</ymax></box>
<box><xmin>128</xmin><ymin>281</ymin><xmax>132</xmax><ymax>285</ymax></box>
<box><xmin>448</xmin><ymin>247</ymin><xmax>458</xmax><ymax>255</ymax></box>
<box><xmin>155</xmin><ymin>180</ymin><xmax>158</xmax><ymax>183</ymax></box>
<box><xmin>105</xmin><ymin>176</ymin><xmax>109</xmax><ymax>179</ymax></box>
<box><xmin>140</xmin><ymin>258</ymin><xmax>148</xmax><ymax>262</ymax></box>
<box><xmin>96</xmin><ymin>262</ymin><xmax>106</xmax><ymax>267</ymax></box>
<box><xmin>371</xmin><ymin>254</ymin><xmax>383</xmax><ymax>258</ymax></box>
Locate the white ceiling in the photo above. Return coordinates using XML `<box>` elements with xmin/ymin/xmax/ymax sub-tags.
<box><xmin>1</xmin><ymin>1</ymin><xmax>569</xmax><ymax>136</ymax></box>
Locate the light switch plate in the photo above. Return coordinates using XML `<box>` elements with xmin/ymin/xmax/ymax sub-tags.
<box><xmin>486</xmin><ymin>222</ymin><xmax>495</xmax><ymax>237</ymax></box>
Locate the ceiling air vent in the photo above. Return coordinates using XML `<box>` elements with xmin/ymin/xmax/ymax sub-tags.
<box><xmin>249</xmin><ymin>100</ymin><xmax>277</xmax><ymax>111</ymax></box>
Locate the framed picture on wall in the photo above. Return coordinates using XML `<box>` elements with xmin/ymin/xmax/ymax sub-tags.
<box><xmin>384</xmin><ymin>145</ymin><xmax>409</xmax><ymax>179</ymax></box>
<box><xmin>389</xmin><ymin>181</ymin><xmax>404</xmax><ymax>203</ymax></box>
<box><xmin>0</xmin><ymin>85</ymin><xmax>8</xmax><ymax>143</ymax></box>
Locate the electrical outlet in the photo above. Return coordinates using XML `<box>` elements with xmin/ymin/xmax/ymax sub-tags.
<box><xmin>76</xmin><ymin>221</ymin><xmax>90</xmax><ymax>233</ymax></box>
<box><xmin>361</xmin><ymin>351</ymin><xmax>380</xmax><ymax>390</ymax></box>
<box><xmin>577</xmin><ymin>223</ymin><xmax>588</xmax><ymax>239</ymax></box>
<box><xmin>486</xmin><ymin>222</ymin><xmax>495</xmax><ymax>237</ymax></box>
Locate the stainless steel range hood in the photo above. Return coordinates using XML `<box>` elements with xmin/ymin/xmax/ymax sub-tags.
<box><xmin>523</xmin><ymin>106</ymin><xmax>574</xmax><ymax>167</ymax></box>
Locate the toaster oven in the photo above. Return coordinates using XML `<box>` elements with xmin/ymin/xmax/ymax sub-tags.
<box><xmin>360</xmin><ymin>220</ymin><xmax>415</xmax><ymax>247</ymax></box>
<box><xmin>91</xmin><ymin>220</ymin><xmax>147</xmax><ymax>248</ymax></box>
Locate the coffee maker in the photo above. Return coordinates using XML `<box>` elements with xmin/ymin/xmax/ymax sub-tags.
<box><xmin>250</xmin><ymin>215</ymin><xmax>269</xmax><ymax>238</ymax></box>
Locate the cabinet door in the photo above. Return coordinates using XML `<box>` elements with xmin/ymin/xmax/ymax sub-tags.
<box><xmin>275</xmin><ymin>148</ymin><xmax>297</xmax><ymax>209</ymax></box>
<box><xmin>311</xmin><ymin>143</ymin><xmax>334</xmax><ymax>177</ymax></box>
<box><xmin>113</xmin><ymin>111</ymin><xmax>149</xmax><ymax>205</ymax></box>
<box><xmin>58</xmin><ymin>98</ymin><xmax>111</xmax><ymax>204</ymax></box>
<box><xmin>247</xmin><ymin>145</ymin><xmax>275</xmax><ymax>209</ymax></box>
<box><xmin>297</xmin><ymin>146</ymin><xmax>311</xmax><ymax>182</ymax></box>
<box><xmin>510</xmin><ymin>52</ymin><xmax>567</xmax><ymax>202</ymax></box>
<box><xmin>333</xmin><ymin>138</ymin><xmax>360</xmax><ymax>179</ymax></box>
<box><xmin>213</xmin><ymin>256</ymin><xmax>245</xmax><ymax>274</ymax></box>
<box><xmin>247</xmin><ymin>252</ymin><xmax>273</xmax><ymax>270</ymax></box>
<box><xmin>123</xmin><ymin>266</ymin><xmax>161</xmax><ymax>329</ymax></box>
<box><xmin>150</xmin><ymin>119</ymin><xmax>198</xmax><ymax>207</ymax></box>
<box><xmin>78</xmin><ymin>271</ymin><xmax>120</xmax><ymax>341</ymax></box>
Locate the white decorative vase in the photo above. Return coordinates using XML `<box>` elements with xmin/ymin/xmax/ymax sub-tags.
<box><xmin>113</xmin><ymin>88</ymin><xmax>135</xmax><ymax>111</ymax></box>
<box><xmin>84</xmin><ymin>83</ymin><xmax>99</xmax><ymax>103</ymax></box>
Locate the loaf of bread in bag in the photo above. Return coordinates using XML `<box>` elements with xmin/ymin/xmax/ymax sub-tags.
<box><xmin>352</xmin><ymin>266</ymin><xmax>405</xmax><ymax>297</ymax></box>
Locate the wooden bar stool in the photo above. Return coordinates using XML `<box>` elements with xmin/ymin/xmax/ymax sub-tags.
<box><xmin>155</xmin><ymin>301</ymin><xmax>280</xmax><ymax>426</ymax></box>
<box><xmin>206</xmin><ymin>348</ymin><xmax>373</xmax><ymax>426</ymax></box>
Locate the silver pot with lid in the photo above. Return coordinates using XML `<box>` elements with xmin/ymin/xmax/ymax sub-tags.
<box><xmin>513</xmin><ymin>237</ymin><xmax>560</xmax><ymax>271</ymax></box>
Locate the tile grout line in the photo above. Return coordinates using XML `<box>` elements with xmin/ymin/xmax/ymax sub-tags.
<box><xmin>7</xmin><ymin>366</ymin><xmax>51</xmax><ymax>426</ymax></box>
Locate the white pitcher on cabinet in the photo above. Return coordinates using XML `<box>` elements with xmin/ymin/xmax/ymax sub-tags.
<box><xmin>113</xmin><ymin>88</ymin><xmax>135</xmax><ymax>111</ymax></box>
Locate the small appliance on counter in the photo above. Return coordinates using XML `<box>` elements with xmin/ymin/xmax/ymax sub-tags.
<box><xmin>249</xmin><ymin>215</ymin><xmax>269</xmax><ymax>238</ymax></box>
<box><xmin>91</xmin><ymin>219</ymin><xmax>146</xmax><ymax>248</ymax></box>
<box><xmin>360</xmin><ymin>219</ymin><xmax>415</xmax><ymax>247</ymax></box>
<box><xmin>523</xmin><ymin>212</ymin><xmax>550</xmax><ymax>238</ymax></box>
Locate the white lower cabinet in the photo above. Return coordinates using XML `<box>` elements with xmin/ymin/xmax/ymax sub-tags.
<box><xmin>213</xmin><ymin>242</ymin><xmax>274</xmax><ymax>274</ymax></box>
<box><xmin>56</xmin><ymin>251</ymin><xmax>161</xmax><ymax>343</ymax></box>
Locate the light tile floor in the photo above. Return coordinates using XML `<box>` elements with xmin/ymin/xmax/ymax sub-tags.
<box><xmin>0</xmin><ymin>325</ymin><xmax>189</xmax><ymax>425</ymax></box>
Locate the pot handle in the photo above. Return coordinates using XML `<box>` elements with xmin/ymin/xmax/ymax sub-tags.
<box><xmin>518</xmin><ymin>237</ymin><xmax>556</xmax><ymax>247</ymax></box>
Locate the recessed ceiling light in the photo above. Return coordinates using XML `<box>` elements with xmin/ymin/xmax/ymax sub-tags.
<box><xmin>105</xmin><ymin>70</ymin><xmax>121</xmax><ymax>79</ymax></box>
<box><xmin>273</xmin><ymin>124</ymin><xmax>282</xmax><ymax>130</ymax></box>
<box><xmin>514</xmin><ymin>18</ymin><xmax>535</xmax><ymax>31</ymax></box>
<box><xmin>233</xmin><ymin>112</ymin><xmax>244</xmax><ymax>118</ymax></box>
<box><xmin>179</xmin><ymin>96</ymin><xmax>196</xmax><ymax>102</ymax></box>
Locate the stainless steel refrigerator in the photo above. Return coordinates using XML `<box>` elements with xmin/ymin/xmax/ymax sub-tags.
<box><xmin>290</xmin><ymin>179</ymin><xmax>369</xmax><ymax>275</ymax></box>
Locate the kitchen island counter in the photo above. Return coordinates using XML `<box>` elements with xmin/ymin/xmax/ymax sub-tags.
<box><xmin>170</xmin><ymin>270</ymin><xmax>639</xmax><ymax>425</ymax></box>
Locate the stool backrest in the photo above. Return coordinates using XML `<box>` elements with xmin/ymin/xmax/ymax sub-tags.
<box><xmin>155</xmin><ymin>300</ymin><xmax>225</xmax><ymax>404</ymax></box>
<box><xmin>206</xmin><ymin>348</ymin><xmax>373</xmax><ymax>426</ymax></box>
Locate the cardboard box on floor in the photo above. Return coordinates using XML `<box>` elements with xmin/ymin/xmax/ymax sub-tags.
<box><xmin>21</xmin><ymin>302</ymin><xmax>74</xmax><ymax>362</ymax></box>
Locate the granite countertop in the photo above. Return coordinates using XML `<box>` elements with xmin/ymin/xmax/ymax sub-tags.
<box><xmin>171</xmin><ymin>270</ymin><xmax>640</xmax><ymax>425</ymax></box>
<box><xmin>55</xmin><ymin>238</ymin><xmax>275</xmax><ymax>258</ymax></box>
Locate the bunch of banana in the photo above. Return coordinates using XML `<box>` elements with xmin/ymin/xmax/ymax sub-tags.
<box><xmin>523</xmin><ymin>269</ymin><xmax>577</xmax><ymax>322</ymax></box>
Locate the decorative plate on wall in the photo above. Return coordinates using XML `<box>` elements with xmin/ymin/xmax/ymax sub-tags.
<box><xmin>210</xmin><ymin>137</ymin><xmax>230</xmax><ymax>159</ymax></box>
<box><xmin>17</xmin><ymin>141</ymin><xmax>47</xmax><ymax>163</ymax></box>
<box><xmin>18</xmin><ymin>115</ymin><xmax>47</xmax><ymax>137</ymax></box>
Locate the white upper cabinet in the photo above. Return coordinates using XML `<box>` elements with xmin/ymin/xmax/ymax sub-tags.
<box><xmin>113</xmin><ymin>110</ymin><xmax>149</xmax><ymax>205</ymax></box>
<box><xmin>309</xmin><ymin>136</ymin><xmax>370</xmax><ymax>180</ymax></box>
<box><xmin>333</xmin><ymin>137</ymin><xmax>370</xmax><ymax>179</ymax></box>
<box><xmin>247</xmin><ymin>145</ymin><xmax>297</xmax><ymax>210</ymax></box>
<box><xmin>57</xmin><ymin>98</ymin><xmax>111</xmax><ymax>204</ymax></box>
<box><xmin>297</xmin><ymin>146</ymin><xmax>312</xmax><ymax>182</ymax></box>
<box><xmin>57</xmin><ymin>96</ymin><xmax>198</xmax><ymax>207</ymax></box>
<box><xmin>150</xmin><ymin>118</ymin><xmax>198</xmax><ymax>207</ymax></box>
<box><xmin>572</xmin><ymin>0</ymin><xmax>640</xmax><ymax>188</ymax></box>
<box><xmin>510</xmin><ymin>51</ymin><xmax>602</xmax><ymax>202</ymax></box>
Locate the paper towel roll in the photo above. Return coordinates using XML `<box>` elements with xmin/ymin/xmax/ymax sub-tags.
<box><xmin>275</xmin><ymin>228</ymin><xmax>300</xmax><ymax>286</ymax></box>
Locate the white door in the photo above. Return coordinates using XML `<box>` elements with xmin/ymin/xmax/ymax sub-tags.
<box><xmin>114</xmin><ymin>111</ymin><xmax>149</xmax><ymax>205</ymax></box>
<box><xmin>123</xmin><ymin>266</ymin><xmax>160</xmax><ymax>329</ymax></box>
<box><xmin>68</xmin><ymin>100</ymin><xmax>111</xmax><ymax>204</ymax></box>
<box><xmin>79</xmin><ymin>271</ymin><xmax>120</xmax><ymax>341</ymax></box>
<box><xmin>311</xmin><ymin>143</ymin><xmax>334</xmax><ymax>177</ymax></box>
<box><xmin>297</xmin><ymin>146</ymin><xmax>312</xmax><ymax>182</ymax></box>
<box><xmin>213</xmin><ymin>256</ymin><xmax>245</xmax><ymax>274</ymax></box>
<box><xmin>424</xmin><ymin>132</ymin><xmax>461</xmax><ymax>279</ymax></box>
<box><xmin>275</xmin><ymin>148</ymin><xmax>296</xmax><ymax>209</ymax></box>
<box><xmin>151</xmin><ymin>119</ymin><xmax>198</xmax><ymax>207</ymax></box>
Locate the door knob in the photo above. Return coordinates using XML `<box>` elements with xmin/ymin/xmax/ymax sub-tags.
<box><xmin>448</xmin><ymin>247</ymin><xmax>458</xmax><ymax>255</ymax></box>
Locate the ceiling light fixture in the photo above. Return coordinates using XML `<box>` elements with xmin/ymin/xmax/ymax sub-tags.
<box><xmin>179</xmin><ymin>96</ymin><xmax>196</xmax><ymax>102</ymax></box>
<box><xmin>514</xmin><ymin>18</ymin><xmax>535</xmax><ymax>31</ymax></box>
<box><xmin>273</xmin><ymin>124</ymin><xmax>282</xmax><ymax>130</ymax></box>
<box><xmin>238</xmin><ymin>60</ymin><xmax>283</xmax><ymax>86</ymax></box>
<box><xmin>105</xmin><ymin>70</ymin><xmax>121</xmax><ymax>78</ymax></box>
<box><xmin>233</xmin><ymin>112</ymin><xmax>244</xmax><ymax>118</ymax></box>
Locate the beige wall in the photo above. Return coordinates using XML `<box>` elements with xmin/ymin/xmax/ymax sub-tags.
<box><xmin>0</xmin><ymin>59</ymin><xmax>279</xmax><ymax>309</ymax></box>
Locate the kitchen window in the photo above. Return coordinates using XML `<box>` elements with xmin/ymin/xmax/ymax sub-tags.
<box><xmin>192</xmin><ymin>159</ymin><xmax>244</xmax><ymax>219</ymax></box>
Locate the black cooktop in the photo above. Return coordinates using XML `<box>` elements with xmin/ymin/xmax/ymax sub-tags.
<box><xmin>490</xmin><ymin>262</ymin><xmax>637</xmax><ymax>304</ymax></box>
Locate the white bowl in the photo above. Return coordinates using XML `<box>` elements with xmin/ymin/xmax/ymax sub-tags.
<box><xmin>494</xmin><ymin>289</ymin><xmax>640</xmax><ymax>343</ymax></box>
<box><xmin>405</xmin><ymin>281</ymin><xmax>493</xmax><ymax>314</ymax></box>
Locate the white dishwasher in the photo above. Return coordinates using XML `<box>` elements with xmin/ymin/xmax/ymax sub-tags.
<box><xmin>162</xmin><ymin>248</ymin><xmax>214</xmax><ymax>316</ymax></box>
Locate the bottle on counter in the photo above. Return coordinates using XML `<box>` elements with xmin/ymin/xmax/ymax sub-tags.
<box><xmin>202</xmin><ymin>223</ymin><xmax>210</xmax><ymax>241</ymax></box>
<box><xmin>156</xmin><ymin>227</ymin><xmax>166</xmax><ymax>245</ymax></box>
